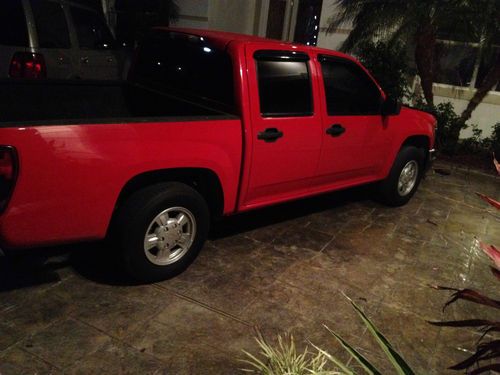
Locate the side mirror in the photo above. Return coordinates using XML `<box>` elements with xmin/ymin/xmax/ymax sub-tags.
<box><xmin>381</xmin><ymin>97</ymin><xmax>401</xmax><ymax>116</ymax></box>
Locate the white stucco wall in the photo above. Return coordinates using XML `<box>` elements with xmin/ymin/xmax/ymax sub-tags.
<box><xmin>434</xmin><ymin>90</ymin><xmax>500</xmax><ymax>138</ymax></box>
<box><xmin>316</xmin><ymin>1</ymin><xmax>348</xmax><ymax>50</ymax></box>
<box><xmin>173</xmin><ymin>0</ymin><xmax>259</xmax><ymax>35</ymax></box>
<box><xmin>208</xmin><ymin>0</ymin><xmax>259</xmax><ymax>35</ymax></box>
<box><xmin>172</xmin><ymin>0</ymin><xmax>209</xmax><ymax>29</ymax></box>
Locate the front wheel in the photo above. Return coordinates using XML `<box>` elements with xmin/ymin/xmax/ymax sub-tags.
<box><xmin>377</xmin><ymin>146</ymin><xmax>425</xmax><ymax>206</ymax></box>
<box><xmin>113</xmin><ymin>182</ymin><xmax>209</xmax><ymax>282</ymax></box>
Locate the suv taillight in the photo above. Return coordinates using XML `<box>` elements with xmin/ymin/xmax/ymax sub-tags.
<box><xmin>0</xmin><ymin>146</ymin><xmax>18</xmax><ymax>213</ymax></box>
<box><xmin>9</xmin><ymin>52</ymin><xmax>46</xmax><ymax>79</ymax></box>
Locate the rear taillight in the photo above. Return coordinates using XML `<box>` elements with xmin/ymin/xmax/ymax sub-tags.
<box><xmin>9</xmin><ymin>52</ymin><xmax>46</xmax><ymax>79</ymax></box>
<box><xmin>0</xmin><ymin>146</ymin><xmax>18</xmax><ymax>213</ymax></box>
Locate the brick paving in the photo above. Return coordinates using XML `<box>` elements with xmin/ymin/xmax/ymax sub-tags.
<box><xmin>0</xmin><ymin>162</ymin><xmax>499</xmax><ymax>374</ymax></box>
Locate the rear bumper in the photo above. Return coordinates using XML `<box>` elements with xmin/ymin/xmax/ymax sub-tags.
<box><xmin>424</xmin><ymin>148</ymin><xmax>436</xmax><ymax>176</ymax></box>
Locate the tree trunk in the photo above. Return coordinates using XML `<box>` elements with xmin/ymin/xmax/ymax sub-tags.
<box><xmin>460</xmin><ymin>53</ymin><xmax>500</xmax><ymax>123</ymax></box>
<box><xmin>414</xmin><ymin>23</ymin><xmax>437</xmax><ymax>106</ymax></box>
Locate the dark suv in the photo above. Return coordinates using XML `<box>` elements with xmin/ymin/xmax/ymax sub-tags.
<box><xmin>0</xmin><ymin>0</ymin><xmax>126</xmax><ymax>80</ymax></box>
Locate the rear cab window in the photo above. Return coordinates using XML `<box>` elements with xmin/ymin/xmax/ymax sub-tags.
<box><xmin>254</xmin><ymin>50</ymin><xmax>313</xmax><ymax>117</ymax></box>
<box><xmin>0</xmin><ymin>1</ymin><xmax>29</xmax><ymax>47</ymax></box>
<box><xmin>31</xmin><ymin>0</ymin><xmax>71</xmax><ymax>49</ymax></box>
<box><xmin>319</xmin><ymin>55</ymin><xmax>382</xmax><ymax>116</ymax></box>
<box><xmin>132</xmin><ymin>31</ymin><xmax>236</xmax><ymax>114</ymax></box>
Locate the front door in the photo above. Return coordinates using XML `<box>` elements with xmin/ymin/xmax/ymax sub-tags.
<box><xmin>313</xmin><ymin>54</ymin><xmax>389</xmax><ymax>187</ymax></box>
<box><xmin>240</xmin><ymin>45</ymin><xmax>322</xmax><ymax>209</ymax></box>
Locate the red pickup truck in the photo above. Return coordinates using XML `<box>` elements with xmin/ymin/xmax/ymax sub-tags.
<box><xmin>0</xmin><ymin>28</ymin><xmax>436</xmax><ymax>281</ymax></box>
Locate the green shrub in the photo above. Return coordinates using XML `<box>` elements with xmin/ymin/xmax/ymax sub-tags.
<box><xmin>488</xmin><ymin>123</ymin><xmax>500</xmax><ymax>156</ymax></box>
<box><xmin>240</xmin><ymin>334</ymin><xmax>335</xmax><ymax>375</ymax></box>
<box><xmin>412</xmin><ymin>101</ymin><xmax>467</xmax><ymax>154</ymax></box>
<box><xmin>456</xmin><ymin>122</ymin><xmax>500</xmax><ymax>163</ymax></box>
<box><xmin>457</xmin><ymin>125</ymin><xmax>483</xmax><ymax>155</ymax></box>
<box><xmin>355</xmin><ymin>40</ymin><xmax>413</xmax><ymax>101</ymax></box>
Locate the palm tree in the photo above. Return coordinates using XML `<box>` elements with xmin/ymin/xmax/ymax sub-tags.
<box><xmin>457</xmin><ymin>0</ymin><xmax>500</xmax><ymax>123</ymax></box>
<box><xmin>327</xmin><ymin>0</ymin><xmax>499</xmax><ymax>118</ymax></box>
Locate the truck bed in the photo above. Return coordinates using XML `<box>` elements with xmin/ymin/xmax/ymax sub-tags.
<box><xmin>0</xmin><ymin>80</ymin><xmax>234</xmax><ymax>126</ymax></box>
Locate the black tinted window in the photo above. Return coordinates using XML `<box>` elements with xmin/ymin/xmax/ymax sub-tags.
<box><xmin>320</xmin><ymin>57</ymin><xmax>382</xmax><ymax>115</ymax></box>
<box><xmin>0</xmin><ymin>1</ymin><xmax>28</xmax><ymax>46</ymax></box>
<box><xmin>31</xmin><ymin>0</ymin><xmax>70</xmax><ymax>48</ymax></box>
<box><xmin>132</xmin><ymin>31</ymin><xmax>235</xmax><ymax>113</ymax></box>
<box><xmin>71</xmin><ymin>7</ymin><xmax>114</xmax><ymax>49</ymax></box>
<box><xmin>256</xmin><ymin>53</ymin><xmax>312</xmax><ymax>117</ymax></box>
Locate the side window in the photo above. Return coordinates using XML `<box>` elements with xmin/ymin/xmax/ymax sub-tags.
<box><xmin>70</xmin><ymin>7</ymin><xmax>114</xmax><ymax>49</ymax></box>
<box><xmin>31</xmin><ymin>0</ymin><xmax>70</xmax><ymax>48</ymax></box>
<box><xmin>320</xmin><ymin>56</ymin><xmax>382</xmax><ymax>116</ymax></box>
<box><xmin>0</xmin><ymin>1</ymin><xmax>29</xmax><ymax>47</ymax></box>
<box><xmin>255</xmin><ymin>51</ymin><xmax>313</xmax><ymax>117</ymax></box>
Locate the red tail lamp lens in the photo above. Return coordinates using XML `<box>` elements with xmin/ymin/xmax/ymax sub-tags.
<box><xmin>9</xmin><ymin>52</ymin><xmax>46</xmax><ymax>79</ymax></box>
<box><xmin>0</xmin><ymin>147</ymin><xmax>18</xmax><ymax>212</ymax></box>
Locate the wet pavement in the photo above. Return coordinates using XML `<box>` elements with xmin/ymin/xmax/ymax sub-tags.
<box><xmin>0</xmin><ymin>161</ymin><xmax>499</xmax><ymax>374</ymax></box>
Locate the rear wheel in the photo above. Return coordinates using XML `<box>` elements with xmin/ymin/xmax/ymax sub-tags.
<box><xmin>378</xmin><ymin>146</ymin><xmax>425</xmax><ymax>206</ymax></box>
<box><xmin>114</xmin><ymin>182</ymin><xmax>209</xmax><ymax>282</ymax></box>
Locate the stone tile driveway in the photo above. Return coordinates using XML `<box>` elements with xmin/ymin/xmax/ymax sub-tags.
<box><xmin>1</xmin><ymin>162</ymin><xmax>499</xmax><ymax>374</ymax></box>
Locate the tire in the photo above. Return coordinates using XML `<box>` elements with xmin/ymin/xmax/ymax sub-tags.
<box><xmin>113</xmin><ymin>182</ymin><xmax>209</xmax><ymax>282</ymax></box>
<box><xmin>377</xmin><ymin>146</ymin><xmax>425</xmax><ymax>207</ymax></box>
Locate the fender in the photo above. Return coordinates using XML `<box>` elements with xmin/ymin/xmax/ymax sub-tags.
<box><xmin>379</xmin><ymin>107</ymin><xmax>436</xmax><ymax>179</ymax></box>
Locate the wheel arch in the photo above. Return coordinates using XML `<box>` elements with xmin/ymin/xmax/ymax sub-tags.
<box><xmin>112</xmin><ymin>168</ymin><xmax>225</xmax><ymax>224</ymax></box>
<box><xmin>381</xmin><ymin>134</ymin><xmax>431</xmax><ymax>181</ymax></box>
<box><xmin>400</xmin><ymin>135</ymin><xmax>431</xmax><ymax>170</ymax></box>
<box><xmin>401</xmin><ymin>135</ymin><xmax>430</xmax><ymax>151</ymax></box>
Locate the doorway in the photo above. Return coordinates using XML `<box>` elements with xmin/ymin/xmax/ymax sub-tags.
<box><xmin>260</xmin><ymin>0</ymin><xmax>322</xmax><ymax>45</ymax></box>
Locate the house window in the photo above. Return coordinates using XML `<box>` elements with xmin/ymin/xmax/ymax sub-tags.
<box><xmin>435</xmin><ymin>40</ymin><xmax>500</xmax><ymax>92</ymax></box>
<box><xmin>476</xmin><ymin>48</ymin><xmax>500</xmax><ymax>91</ymax></box>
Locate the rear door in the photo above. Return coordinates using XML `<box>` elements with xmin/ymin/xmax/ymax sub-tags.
<box><xmin>240</xmin><ymin>45</ymin><xmax>322</xmax><ymax>208</ymax></box>
<box><xmin>313</xmin><ymin>54</ymin><xmax>389</xmax><ymax>186</ymax></box>
<box><xmin>68</xmin><ymin>5</ymin><xmax>121</xmax><ymax>80</ymax></box>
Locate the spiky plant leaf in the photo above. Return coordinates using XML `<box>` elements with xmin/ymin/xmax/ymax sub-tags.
<box><xmin>479</xmin><ymin>242</ymin><xmax>500</xmax><ymax>270</ymax></box>
<box><xmin>476</xmin><ymin>192</ymin><xmax>500</xmax><ymax>210</ymax></box>
<box><xmin>309</xmin><ymin>343</ymin><xmax>355</xmax><ymax>375</ymax></box>
<box><xmin>344</xmin><ymin>294</ymin><xmax>415</xmax><ymax>375</ymax></box>
<box><xmin>469</xmin><ymin>363</ymin><xmax>500</xmax><ymax>375</ymax></box>
<box><xmin>448</xmin><ymin>340</ymin><xmax>500</xmax><ymax>371</ymax></box>
<box><xmin>323</xmin><ymin>325</ymin><xmax>382</xmax><ymax>375</ymax></box>
<box><xmin>431</xmin><ymin>286</ymin><xmax>500</xmax><ymax>310</ymax></box>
